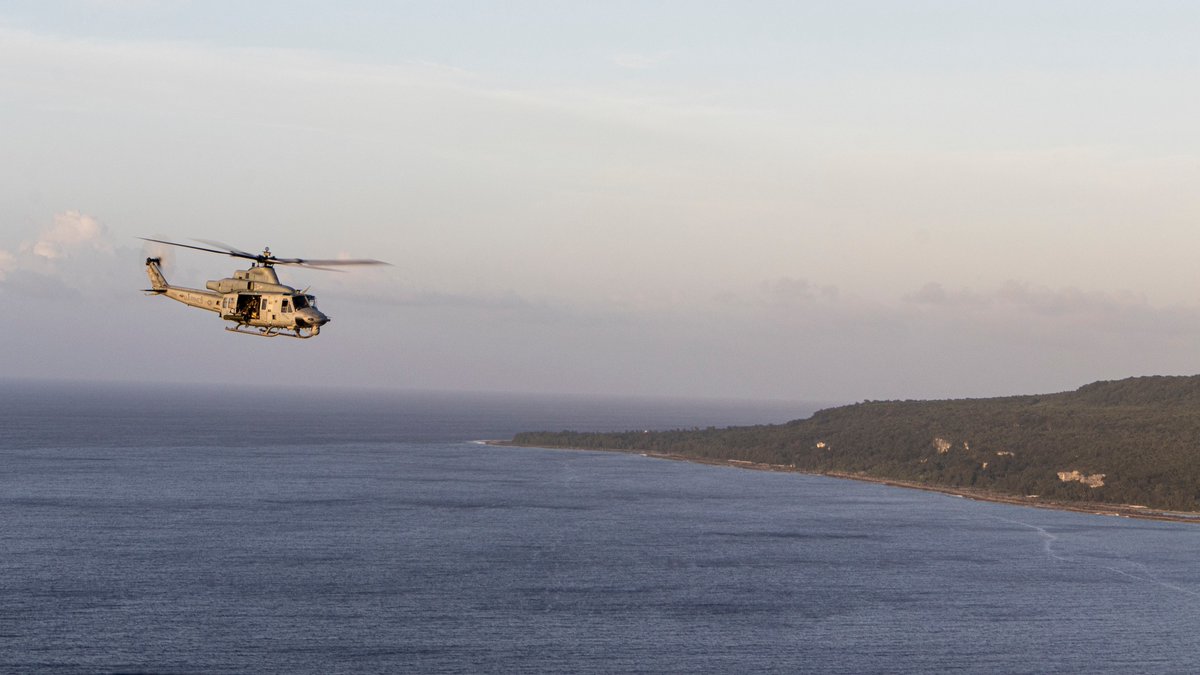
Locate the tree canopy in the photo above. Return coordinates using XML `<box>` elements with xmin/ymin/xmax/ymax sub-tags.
<box><xmin>512</xmin><ymin>375</ymin><xmax>1200</xmax><ymax>512</ymax></box>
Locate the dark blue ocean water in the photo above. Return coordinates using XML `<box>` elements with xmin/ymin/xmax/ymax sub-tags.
<box><xmin>3</xmin><ymin>380</ymin><xmax>1200</xmax><ymax>673</ymax></box>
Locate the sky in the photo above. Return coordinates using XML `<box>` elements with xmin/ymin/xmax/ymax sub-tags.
<box><xmin>3</xmin><ymin>1</ymin><xmax>1200</xmax><ymax>404</ymax></box>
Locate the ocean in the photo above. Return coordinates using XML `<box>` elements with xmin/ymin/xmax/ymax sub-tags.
<box><xmin>3</xmin><ymin>380</ymin><xmax>1200</xmax><ymax>673</ymax></box>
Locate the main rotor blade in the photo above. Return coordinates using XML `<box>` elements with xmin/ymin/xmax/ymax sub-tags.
<box><xmin>192</xmin><ymin>239</ymin><xmax>259</xmax><ymax>259</ymax></box>
<box><xmin>275</xmin><ymin>262</ymin><xmax>346</xmax><ymax>272</ymax></box>
<box><xmin>140</xmin><ymin>237</ymin><xmax>391</xmax><ymax>269</ymax></box>
<box><xmin>189</xmin><ymin>239</ymin><xmax>389</xmax><ymax>266</ymax></box>
<box><xmin>139</xmin><ymin>237</ymin><xmax>259</xmax><ymax>261</ymax></box>
<box><xmin>273</xmin><ymin>257</ymin><xmax>391</xmax><ymax>267</ymax></box>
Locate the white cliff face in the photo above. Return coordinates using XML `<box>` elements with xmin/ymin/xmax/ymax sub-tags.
<box><xmin>1057</xmin><ymin>470</ymin><xmax>1106</xmax><ymax>488</ymax></box>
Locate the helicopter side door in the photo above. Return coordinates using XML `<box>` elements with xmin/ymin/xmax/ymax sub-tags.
<box><xmin>235</xmin><ymin>294</ymin><xmax>260</xmax><ymax>321</ymax></box>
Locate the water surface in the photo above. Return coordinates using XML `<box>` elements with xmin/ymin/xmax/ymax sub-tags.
<box><xmin>2</xmin><ymin>381</ymin><xmax>1198</xmax><ymax>673</ymax></box>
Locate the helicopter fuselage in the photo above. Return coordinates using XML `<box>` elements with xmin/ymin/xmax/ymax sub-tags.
<box><xmin>145</xmin><ymin>258</ymin><xmax>329</xmax><ymax>338</ymax></box>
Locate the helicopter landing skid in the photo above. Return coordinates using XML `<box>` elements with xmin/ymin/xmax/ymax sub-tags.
<box><xmin>225</xmin><ymin>324</ymin><xmax>319</xmax><ymax>339</ymax></box>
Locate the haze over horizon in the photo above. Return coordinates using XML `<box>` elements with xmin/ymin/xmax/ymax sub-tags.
<box><xmin>4</xmin><ymin>2</ymin><xmax>1200</xmax><ymax>403</ymax></box>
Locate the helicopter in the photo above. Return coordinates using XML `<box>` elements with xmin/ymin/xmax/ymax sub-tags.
<box><xmin>141</xmin><ymin>238</ymin><xmax>388</xmax><ymax>339</ymax></box>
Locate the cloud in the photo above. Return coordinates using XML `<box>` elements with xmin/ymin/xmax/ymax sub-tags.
<box><xmin>348</xmin><ymin>286</ymin><xmax>550</xmax><ymax>313</ymax></box>
<box><xmin>760</xmin><ymin>277</ymin><xmax>840</xmax><ymax>305</ymax></box>
<box><xmin>21</xmin><ymin>210</ymin><xmax>113</xmax><ymax>261</ymax></box>
<box><xmin>1</xmin><ymin>211</ymin><xmax>125</xmax><ymax>297</ymax></box>
<box><xmin>906</xmin><ymin>280</ymin><xmax>1151</xmax><ymax>319</ymax></box>
<box><xmin>906</xmin><ymin>281</ymin><xmax>972</xmax><ymax>307</ymax></box>
<box><xmin>992</xmin><ymin>282</ymin><xmax>1148</xmax><ymax>318</ymax></box>
<box><xmin>0</xmin><ymin>248</ymin><xmax>13</xmax><ymax>280</ymax></box>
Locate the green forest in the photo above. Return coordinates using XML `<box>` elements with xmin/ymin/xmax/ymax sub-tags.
<box><xmin>512</xmin><ymin>375</ymin><xmax>1200</xmax><ymax>512</ymax></box>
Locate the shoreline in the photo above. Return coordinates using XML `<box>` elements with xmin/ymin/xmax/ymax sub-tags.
<box><xmin>484</xmin><ymin>440</ymin><xmax>1200</xmax><ymax>524</ymax></box>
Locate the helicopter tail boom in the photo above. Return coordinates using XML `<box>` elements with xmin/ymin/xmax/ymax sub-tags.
<box><xmin>145</xmin><ymin>257</ymin><xmax>223</xmax><ymax>313</ymax></box>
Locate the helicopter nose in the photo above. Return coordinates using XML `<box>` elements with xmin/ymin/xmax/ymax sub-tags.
<box><xmin>295</xmin><ymin>308</ymin><xmax>329</xmax><ymax>327</ymax></box>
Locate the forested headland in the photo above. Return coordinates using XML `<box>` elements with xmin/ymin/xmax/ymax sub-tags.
<box><xmin>511</xmin><ymin>375</ymin><xmax>1200</xmax><ymax>513</ymax></box>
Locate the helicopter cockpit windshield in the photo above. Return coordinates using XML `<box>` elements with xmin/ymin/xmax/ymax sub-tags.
<box><xmin>293</xmin><ymin>294</ymin><xmax>316</xmax><ymax>309</ymax></box>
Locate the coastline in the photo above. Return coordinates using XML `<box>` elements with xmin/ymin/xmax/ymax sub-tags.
<box><xmin>484</xmin><ymin>440</ymin><xmax>1200</xmax><ymax>524</ymax></box>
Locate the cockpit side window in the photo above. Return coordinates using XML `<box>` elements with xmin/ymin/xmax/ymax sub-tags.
<box><xmin>293</xmin><ymin>295</ymin><xmax>309</xmax><ymax>309</ymax></box>
<box><xmin>282</xmin><ymin>298</ymin><xmax>291</xmax><ymax>313</ymax></box>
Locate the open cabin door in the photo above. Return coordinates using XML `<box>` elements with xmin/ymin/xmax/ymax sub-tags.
<box><xmin>235</xmin><ymin>294</ymin><xmax>260</xmax><ymax>320</ymax></box>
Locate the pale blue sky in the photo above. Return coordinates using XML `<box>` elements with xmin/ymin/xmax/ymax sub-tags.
<box><xmin>3</xmin><ymin>2</ymin><xmax>1200</xmax><ymax>402</ymax></box>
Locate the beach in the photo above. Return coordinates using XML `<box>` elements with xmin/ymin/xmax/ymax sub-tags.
<box><xmin>489</xmin><ymin>440</ymin><xmax>1200</xmax><ymax>524</ymax></box>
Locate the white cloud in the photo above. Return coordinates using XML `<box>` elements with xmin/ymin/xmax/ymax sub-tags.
<box><xmin>0</xmin><ymin>212</ymin><xmax>126</xmax><ymax>298</ymax></box>
<box><xmin>22</xmin><ymin>210</ymin><xmax>113</xmax><ymax>260</ymax></box>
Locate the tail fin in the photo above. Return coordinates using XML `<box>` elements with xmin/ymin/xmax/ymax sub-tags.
<box><xmin>145</xmin><ymin>257</ymin><xmax>168</xmax><ymax>292</ymax></box>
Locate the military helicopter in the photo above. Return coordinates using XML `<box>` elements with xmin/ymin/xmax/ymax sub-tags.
<box><xmin>141</xmin><ymin>238</ymin><xmax>388</xmax><ymax>339</ymax></box>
